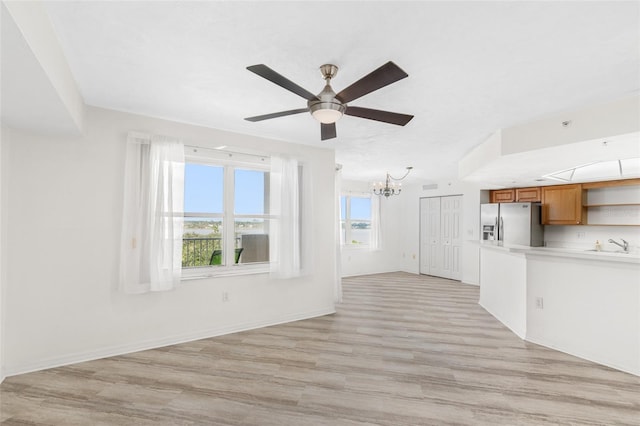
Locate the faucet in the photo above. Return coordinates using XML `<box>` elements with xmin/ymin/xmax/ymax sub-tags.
<box><xmin>608</xmin><ymin>238</ymin><xmax>629</xmax><ymax>252</ymax></box>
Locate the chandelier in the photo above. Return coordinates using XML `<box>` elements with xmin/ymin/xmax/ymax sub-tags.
<box><xmin>372</xmin><ymin>167</ymin><xmax>413</xmax><ymax>197</ymax></box>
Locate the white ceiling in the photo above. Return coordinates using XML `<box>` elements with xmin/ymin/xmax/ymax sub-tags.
<box><xmin>37</xmin><ymin>1</ymin><xmax>640</xmax><ymax>183</ymax></box>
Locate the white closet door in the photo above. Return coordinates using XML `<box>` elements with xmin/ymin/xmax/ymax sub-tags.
<box><xmin>419</xmin><ymin>197</ymin><xmax>441</xmax><ymax>276</ymax></box>
<box><xmin>449</xmin><ymin>195</ymin><xmax>463</xmax><ymax>280</ymax></box>
<box><xmin>427</xmin><ymin>197</ymin><xmax>441</xmax><ymax>277</ymax></box>
<box><xmin>421</xmin><ymin>195</ymin><xmax>462</xmax><ymax>281</ymax></box>
<box><xmin>440</xmin><ymin>196</ymin><xmax>453</xmax><ymax>279</ymax></box>
<box><xmin>419</xmin><ymin>198</ymin><xmax>430</xmax><ymax>274</ymax></box>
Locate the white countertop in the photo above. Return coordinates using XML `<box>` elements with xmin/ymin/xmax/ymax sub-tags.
<box><xmin>475</xmin><ymin>240</ymin><xmax>640</xmax><ymax>264</ymax></box>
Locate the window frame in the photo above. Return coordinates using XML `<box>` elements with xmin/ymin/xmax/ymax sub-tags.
<box><xmin>341</xmin><ymin>193</ymin><xmax>373</xmax><ymax>247</ymax></box>
<box><xmin>182</xmin><ymin>150</ymin><xmax>271</xmax><ymax>279</ymax></box>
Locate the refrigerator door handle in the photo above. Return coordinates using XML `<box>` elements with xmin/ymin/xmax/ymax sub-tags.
<box><xmin>499</xmin><ymin>217</ymin><xmax>504</xmax><ymax>241</ymax></box>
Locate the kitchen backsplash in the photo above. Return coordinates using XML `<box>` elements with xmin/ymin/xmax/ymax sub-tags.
<box><xmin>544</xmin><ymin>225</ymin><xmax>640</xmax><ymax>253</ymax></box>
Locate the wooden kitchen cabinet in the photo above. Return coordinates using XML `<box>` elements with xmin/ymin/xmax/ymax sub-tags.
<box><xmin>490</xmin><ymin>189</ymin><xmax>515</xmax><ymax>203</ymax></box>
<box><xmin>516</xmin><ymin>187</ymin><xmax>541</xmax><ymax>202</ymax></box>
<box><xmin>542</xmin><ymin>184</ymin><xmax>586</xmax><ymax>225</ymax></box>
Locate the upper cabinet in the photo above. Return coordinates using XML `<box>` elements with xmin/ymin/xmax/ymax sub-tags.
<box><xmin>541</xmin><ymin>184</ymin><xmax>586</xmax><ymax>225</ymax></box>
<box><xmin>516</xmin><ymin>187</ymin><xmax>541</xmax><ymax>202</ymax></box>
<box><xmin>490</xmin><ymin>189</ymin><xmax>515</xmax><ymax>203</ymax></box>
<box><xmin>490</xmin><ymin>179</ymin><xmax>639</xmax><ymax>225</ymax></box>
<box><xmin>490</xmin><ymin>187</ymin><xmax>541</xmax><ymax>203</ymax></box>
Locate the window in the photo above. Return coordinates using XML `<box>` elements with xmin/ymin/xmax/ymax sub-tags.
<box><xmin>182</xmin><ymin>153</ymin><xmax>270</xmax><ymax>270</ymax></box>
<box><xmin>183</xmin><ymin>164</ymin><xmax>224</xmax><ymax>267</ymax></box>
<box><xmin>341</xmin><ymin>195</ymin><xmax>372</xmax><ymax>245</ymax></box>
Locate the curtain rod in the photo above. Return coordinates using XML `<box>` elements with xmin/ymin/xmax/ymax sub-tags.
<box><xmin>128</xmin><ymin>132</ymin><xmax>269</xmax><ymax>160</ymax></box>
<box><xmin>184</xmin><ymin>144</ymin><xmax>270</xmax><ymax>160</ymax></box>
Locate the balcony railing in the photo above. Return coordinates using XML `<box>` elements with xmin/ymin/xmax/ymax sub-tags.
<box><xmin>182</xmin><ymin>237</ymin><xmax>240</xmax><ymax>267</ymax></box>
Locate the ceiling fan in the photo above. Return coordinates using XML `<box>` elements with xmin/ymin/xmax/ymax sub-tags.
<box><xmin>244</xmin><ymin>62</ymin><xmax>414</xmax><ymax>141</ymax></box>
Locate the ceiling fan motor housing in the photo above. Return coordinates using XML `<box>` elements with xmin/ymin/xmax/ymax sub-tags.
<box><xmin>308</xmin><ymin>64</ymin><xmax>346</xmax><ymax>123</ymax></box>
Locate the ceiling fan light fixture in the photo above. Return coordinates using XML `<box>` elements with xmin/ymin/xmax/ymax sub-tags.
<box><xmin>309</xmin><ymin>101</ymin><xmax>346</xmax><ymax>124</ymax></box>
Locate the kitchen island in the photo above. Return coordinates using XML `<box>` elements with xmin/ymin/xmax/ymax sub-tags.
<box><xmin>478</xmin><ymin>242</ymin><xmax>640</xmax><ymax>376</ymax></box>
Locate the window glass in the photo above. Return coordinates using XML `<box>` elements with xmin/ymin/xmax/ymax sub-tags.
<box><xmin>183</xmin><ymin>163</ymin><xmax>224</xmax><ymax>268</ymax></box>
<box><xmin>350</xmin><ymin>197</ymin><xmax>372</xmax><ymax>220</ymax></box>
<box><xmin>182</xmin><ymin>162</ymin><xmax>271</xmax><ymax>269</ymax></box>
<box><xmin>184</xmin><ymin>164</ymin><xmax>223</xmax><ymax>213</ymax></box>
<box><xmin>235</xmin><ymin>219</ymin><xmax>269</xmax><ymax>264</ymax></box>
<box><xmin>341</xmin><ymin>195</ymin><xmax>372</xmax><ymax>245</ymax></box>
<box><xmin>182</xmin><ymin>218</ymin><xmax>224</xmax><ymax>267</ymax></box>
<box><xmin>235</xmin><ymin>169</ymin><xmax>267</xmax><ymax>214</ymax></box>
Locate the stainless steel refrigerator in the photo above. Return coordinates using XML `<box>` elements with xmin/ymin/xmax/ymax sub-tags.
<box><xmin>481</xmin><ymin>202</ymin><xmax>544</xmax><ymax>246</ymax></box>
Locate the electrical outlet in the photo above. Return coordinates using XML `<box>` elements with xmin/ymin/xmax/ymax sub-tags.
<box><xmin>535</xmin><ymin>297</ymin><xmax>544</xmax><ymax>309</ymax></box>
<box><xmin>222</xmin><ymin>292</ymin><xmax>229</xmax><ymax>302</ymax></box>
<box><xmin>577</xmin><ymin>232</ymin><xmax>586</xmax><ymax>239</ymax></box>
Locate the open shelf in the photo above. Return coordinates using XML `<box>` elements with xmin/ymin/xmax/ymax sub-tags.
<box><xmin>584</xmin><ymin>203</ymin><xmax>640</xmax><ymax>207</ymax></box>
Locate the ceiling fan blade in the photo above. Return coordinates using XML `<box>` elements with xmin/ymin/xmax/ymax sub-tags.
<box><xmin>345</xmin><ymin>106</ymin><xmax>414</xmax><ymax>126</ymax></box>
<box><xmin>321</xmin><ymin>123</ymin><xmax>337</xmax><ymax>140</ymax></box>
<box><xmin>247</xmin><ymin>64</ymin><xmax>318</xmax><ymax>101</ymax></box>
<box><xmin>245</xmin><ymin>108</ymin><xmax>309</xmax><ymax>122</ymax></box>
<box><xmin>335</xmin><ymin>62</ymin><xmax>409</xmax><ymax>104</ymax></box>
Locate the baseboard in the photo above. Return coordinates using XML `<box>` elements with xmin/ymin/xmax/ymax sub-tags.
<box><xmin>525</xmin><ymin>335</ymin><xmax>639</xmax><ymax>377</ymax></box>
<box><xmin>5</xmin><ymin>306</ymin><xmax>336</xmax><ymax>378</ymax></box>
<box><xmin>480</xmin><ymin>300</ymin><xmax>639</xmax><ymax>377</ymax></box>
<box><xmin>478</xmin><ymin>301</ymin><xmax>526</xmax><ymax>340</ymax></box>
<box><xmin>341</xmin><ymin>268</ymin><xmax>402</xmax><ymax>278</ymax></box>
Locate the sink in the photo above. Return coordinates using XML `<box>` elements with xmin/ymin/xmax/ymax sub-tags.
<box><xmin>585</xmin><ymin>249</ymin><xmax>629</xmax><ymax>254</ymax></box>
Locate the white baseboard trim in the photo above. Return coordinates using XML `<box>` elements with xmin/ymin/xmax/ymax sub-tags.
<box><xmin>341</xmin><ymin>268</ymin><xmax>405</xmax><ymax>278</ymax></box>
<box><xmin>525</xmin><ymin>335</ymin><xmax>639</xmax><ymax>377</ymax></box>
<box><xmin>5</xmin><ymin>306</ymin><xmax>336</xmax><ymax>378</ymax></box>
<box><xmin>479</xmin><ymin>300</ymin><xmax>639</xmax><ymax>377</ymax></box>
<box><xmin>478</xmin><ymin>301</ymin><xmax>526</xmax><ymax>340</ymax></box>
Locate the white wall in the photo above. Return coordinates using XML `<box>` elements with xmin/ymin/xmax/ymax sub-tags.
<box><xmin>479</xmin><ymin>247</ymin><xmax>527</xmax><ymax>338</ymax></box>
<box><xmin>399</xmin><ymin>179</ymin><xmax>483</xmax><ymax>285</ymax></box>
<box><xmin>0</xmin><ymin>124</ymin><xmax>7</xmax><ymax>382</ymax></box>
<box><xmin>3</xmin><ymin>107</ymin><xmax>336</xmax><ymax>376</ymax></box>
<box><xmin>526</xmin><ymin>255</ymin><xmax>640</xmax><ymax>375</ymax></box>
<box><xmin>338</xmin><ymin>177</ymin><xmax>484</xmax><ymax>281</ymax></box>
<box><xmin>340</xmin><ymin>180</ymin><xmax>402</xmax><ymax>277</ymax></box>
<box><xmin>502</xmin><ymin>96</ymin><xmax>639</xmax><ymax>155</ymax></box>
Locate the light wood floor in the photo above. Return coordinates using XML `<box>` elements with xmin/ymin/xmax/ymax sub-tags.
<box><xmin>1</xmin><ymin>272</ymin><xmax>639</xmax><ymax>425</ymax></box>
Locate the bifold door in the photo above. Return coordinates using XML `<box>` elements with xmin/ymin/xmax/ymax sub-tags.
<box><xmin>420</xmin><ymin>195</ymin><xmax>462</xmax><ymax>280</ymax></box>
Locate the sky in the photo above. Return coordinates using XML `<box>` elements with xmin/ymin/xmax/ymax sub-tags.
<box><xmin>184</xmin><ymin>164</ymin><xmax>265</xmax><ymax>214</ymax></box>
<box><xmin>341</xmin><ymin>196</ymin><xmax>372</xmax><ymax>221</ymax></box>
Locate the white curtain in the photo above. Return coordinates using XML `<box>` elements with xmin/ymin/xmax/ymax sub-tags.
<box><xmin>334</xmin><ymin>165</ymin><xmax>343</xmax><ymax>303</ymax></box>
<box><xmin>119</xmin><ymin>132</ymin><xmax>185</xmax><ymax>294</ymax></box>
<box><xmin>370</xmin><ymin>194</ymin><xmax>382</xmax><ymax>250</ymax></box>
<box><xmin>269</xmin><ymin>156</ymin><xmax>300</xmax><ymax>279</ymax></box>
